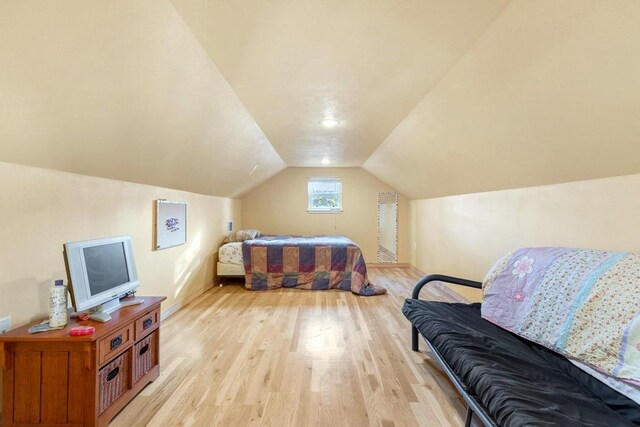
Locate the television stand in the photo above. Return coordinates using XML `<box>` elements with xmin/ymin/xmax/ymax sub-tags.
<box><xmin>89</xmin><ymin>297</ymin><xmax>145</xmax><ymax>322</ymax></box>
<box><xmin>0</xmin><ymin>296</ymin><xmax>166</xmax><ymax>427</ymax></box>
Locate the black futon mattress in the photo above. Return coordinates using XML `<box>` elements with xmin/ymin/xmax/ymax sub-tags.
<box><xmin>402</xmin><ymin>300</ymin><xmax>640</xmax><ymax>427</ymax></box>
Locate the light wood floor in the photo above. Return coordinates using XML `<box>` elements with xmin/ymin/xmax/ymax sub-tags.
<box><xmin>111</xmin><ymin>267</ymin><xmax>468</xmax><ymax>427</ymax></box>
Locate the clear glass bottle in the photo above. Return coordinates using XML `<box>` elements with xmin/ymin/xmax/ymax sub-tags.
<box><xmin>49</xmin><ymin>279</ymin><xmax>68</xmax><ymax>327</ymax></box>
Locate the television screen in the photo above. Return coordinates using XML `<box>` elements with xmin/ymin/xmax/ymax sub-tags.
<box><xmin>83</xmin><ymin>242</ymin><xmax>130</xmax><ymax>296</ymax></box>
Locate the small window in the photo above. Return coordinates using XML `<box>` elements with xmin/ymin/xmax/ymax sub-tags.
<box><xmin>308</xmin><ymin>177</ymin><xmax>342</xmax><ymax>213</ymax></box>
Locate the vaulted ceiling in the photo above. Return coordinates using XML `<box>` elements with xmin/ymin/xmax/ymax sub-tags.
<box><xmin>170</xmin><ymin>0</ymin><xmax>510</xmax><ymax>166</ymax></box>
<box><xmin>0</xmin><ymin>0</ymin><xmax>285</xmax><ymax>198</ymax></box>
<box><xmin>364</xmin><ymin>0</ymin><xmax>640</xmax><ymax>199</ymax></box>
<box><xmin>1</xmin><ymin>0</ymin><xmax>640</xmax><ymax>199</ymax></box>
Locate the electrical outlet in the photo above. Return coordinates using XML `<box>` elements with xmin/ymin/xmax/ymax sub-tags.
<box><xmin>0</xmin><ymin>316</ymin><xmax>11</xmax><ymax>334</ymax></box>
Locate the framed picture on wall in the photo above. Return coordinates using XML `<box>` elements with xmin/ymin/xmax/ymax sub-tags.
<box><xmin>155</xmin><ymin>199</ymin><xmax>187</xmax><ymax>250</ymax></box>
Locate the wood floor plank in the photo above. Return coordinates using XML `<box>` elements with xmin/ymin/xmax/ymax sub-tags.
<box><xmin>110</xmin><ymin>267</ymin><xmax>466</xmax><ymax>427</ymax></box>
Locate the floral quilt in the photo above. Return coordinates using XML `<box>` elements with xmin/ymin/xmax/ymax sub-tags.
<box><xmin>482</xmin><ymin>247</ymin><xmax>640</xmax><ymax>389</ymax></box>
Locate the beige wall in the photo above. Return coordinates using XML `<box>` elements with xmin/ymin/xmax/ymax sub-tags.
<box><xmin>411</xmin><ymin>173</ymin><xmax>640</xmax><ymax>301</ymax></box>
<box><xmin>0</xmin><ymin>161</ymin><xmax>241</xmax><ymax>328</ymax></box>
<box><xmin>241</xmin><ymin>167</ymin><xmax>409</xmax><ymax>263</ymax></box>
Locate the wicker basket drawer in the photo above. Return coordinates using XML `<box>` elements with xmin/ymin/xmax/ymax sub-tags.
<box><xmin>133</xmin><ymin>331</ymin><xmax>158</xmax><ymax>383</ymax></box>
<box><xmin>98</xmin><ymin>351</ymin><xmax>129</xmax><ymax>414</ymax></box>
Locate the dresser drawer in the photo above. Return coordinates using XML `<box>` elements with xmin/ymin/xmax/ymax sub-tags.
<box><xmin>135</xmin><ymin>308</ymin><xmax>160</xmax><ymax>340</ymax></box>
<box><xmin>98</xmin><ymin>324</ymin><xmax>134</xmax><ymax>365</ymax></box>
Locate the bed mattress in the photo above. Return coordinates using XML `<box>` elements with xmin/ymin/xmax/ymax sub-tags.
<box><xmin>218</xmin><ymin>242</ymin><xmax>243</xmax><ymax>265</ymax></box>
<box><xmin>217</xmin><ymin>261</ymin><xmax>244</xmax><ymax>276</ymax></box>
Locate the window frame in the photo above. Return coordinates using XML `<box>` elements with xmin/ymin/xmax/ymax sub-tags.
<box><xmin>307</xmin><ymin>177</ymin><xmax>343</xmax><ymax>213</ymax></box>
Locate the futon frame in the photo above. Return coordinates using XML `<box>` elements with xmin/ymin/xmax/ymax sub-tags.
<box><xmin>410</xmin><ymin>275</ymin><xmax>496</xmax><ymax>427</ymax></box>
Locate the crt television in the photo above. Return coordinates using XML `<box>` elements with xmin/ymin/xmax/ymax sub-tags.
<box><xmin>64</xmin><ymin>236</ymin><xmax>141</xmax><ymax>322</ymax></box>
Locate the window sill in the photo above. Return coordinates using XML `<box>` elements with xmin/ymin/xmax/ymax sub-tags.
<box><xmin>307</xmin><ymin>209</ymin><xmax>343</xmax><ymax>214</ymax></box>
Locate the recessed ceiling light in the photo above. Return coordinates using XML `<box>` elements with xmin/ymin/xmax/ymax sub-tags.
<box><xmin>320</xmin><ymin>118</ymin><xmax>339</xmax><ymax>128</ymax></box>
<box><xmin>321</xmin><ymin>158</ymin><xmax>330</xmax><ymax>165</ymax></box>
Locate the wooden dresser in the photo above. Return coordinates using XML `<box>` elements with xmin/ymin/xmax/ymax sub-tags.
<box><xmin>0</xmin><ymin>296</ymin><xmax>166</xmax><ymax>427</ymax></box>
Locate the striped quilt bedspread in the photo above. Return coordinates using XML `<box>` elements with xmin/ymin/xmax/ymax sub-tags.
<box><xmin>481</xmin><ymin>247</ymin><xmax>640</xmax><ymax>397</ymax></box>
<box><xmin>242</xmin><ymin>235</ymin><xmax>386</xmax><ymax>296</ymax></box>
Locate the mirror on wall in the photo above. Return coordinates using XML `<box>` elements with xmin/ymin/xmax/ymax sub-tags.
<box><xmin>377</xmin><ymin>192</ymin><xmax>398</xmax><ymax>263</ymax></box>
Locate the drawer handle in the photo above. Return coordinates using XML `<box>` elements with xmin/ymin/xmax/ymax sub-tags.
<box><xmin>143</xmin><ymin>318</ymin><xmax>153</xmax><ymax>330</ymax></box>
<box><xmin>106</xmin><ymin>367</ymin><xmax>120</xmax><ymax>382</ymax></box>
<box><xmin>110</xmin><ymin>335</ymin><xmax>123</xmax><ymax>350</ymax></box>
<box><xmin>139</xmin><ymin>344</ymin><xmax>150</xmax><ymax>356</ymax></box>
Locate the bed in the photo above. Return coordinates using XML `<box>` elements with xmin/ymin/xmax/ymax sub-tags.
<box><xmin>217</xmin><ymin>241</ymin><xmax>245</xmax><ymax>277</ymax></box>
<box><xmin>217</xmin><ymin>235</ymin><xmax>386</xmax><ymax>295</ymax></box>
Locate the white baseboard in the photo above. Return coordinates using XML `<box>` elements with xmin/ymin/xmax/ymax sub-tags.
<box><xmin>160</xmin><ymin>282</ymin><xmax>215</xmax><ymax>321</ymax></box>
<box><xmin>367</xmin><ymin>263</ymin><xmax>412</xmax><ymax>268</ymax></box>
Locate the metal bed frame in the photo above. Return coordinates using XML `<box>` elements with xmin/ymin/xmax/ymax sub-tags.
<box><xmin>410</xmin><ymin>274</ymin><xmax>497</xmax><ymax>427</ymax></box>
